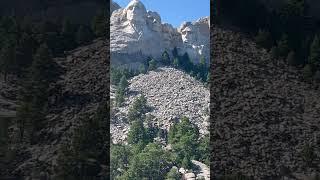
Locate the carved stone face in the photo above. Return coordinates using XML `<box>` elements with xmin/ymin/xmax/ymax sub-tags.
<box><xmin>126</xmin><ymin>0</ymin><xmax>146</xmax><ymax>23</ymax></box>
<box><xmin>147</xmin><ymin>18</ymin><xmax>160</xmax><ymax>32</ymax></box>
<box><xmin>181</xmin><ymin>26</ymin><xmax>196</xmax><ymax>43</ymax></box>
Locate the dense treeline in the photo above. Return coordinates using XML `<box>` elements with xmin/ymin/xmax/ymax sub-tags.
<box><xmin>1</xmin><ymin>8</ymin><xmax>106</xmax><ymax>145</ymax></box>
<box><xmin>0</xmin><ymin>10</ymin><xmax>106</xmax><ymax>81</ymax></box>
<box><xmin>110</xmin><ymin>48</ymin><xmax>209</xmax><ymax>90</ymax></box>
<box><xmin>0</xmin><ymin>7</ymin><xmax>107</xmax><ymax>178</ymax></box>
<box><xmin>16</xmin><ymin>44</ymin><xmax>60</xmax><ymax>143</ymax></box>
<box><xmin>10</xmin><ymin>9</ymin><xmax>107</xmax><ymax>141</ymax></box>
<box><xmin>219</xmin><ymin>0</ymin><xmax>320</xmax><ymax>82</ymax></box>
<box><xmin>111</xmin><ymin>94</ymin><xmax>210</xmax><ymax>179</ymax></box>
<box><xmin>167</xmin><ymin>48</ymin><xmax>209</xmax><ymax>83</ymax></box>
<box><xmin>56</xmin><ymin>100</ymin><xmax>109</xmax><ymax>179</ymax></box>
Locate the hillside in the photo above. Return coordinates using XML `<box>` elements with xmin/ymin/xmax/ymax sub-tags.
<box><xmin>111</xmin><ymin>67</ymin><xmax>209</xmax><ymax>144</ymax></box>
<box><xmin>0</xmin><ymin>39</ymin><xmax>108</xmax><ymax>179</ymax></box>
<box><xmin>211</xmin><ymin>25</ymin><xmax>320</xmax><ymax>179</ymax></box>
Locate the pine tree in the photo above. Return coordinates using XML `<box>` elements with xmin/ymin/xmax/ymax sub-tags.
<box><xmin>148</xmin><ymin>59</ymin><xmax>157</xmax><ymax>71</ymax></box>
<box><xmin>121</xmin><ymin>143</ymin><xmax>174</xmax><ymax>179</ymax></box>
<box><xmin>61</xmin><ymin>19</ymin><xmax>72</xmax><ymax>35</ymax></box>
<box><xmin>280</xmin><ymin>0</ymin><xmax>306</xmax><ymax>18</ymax></box>
<box><xmin>115</xmin><ymin>87</ymin><xmax>125</xmax><ymax>107</ymax></box>
<box><xmin>110</xmin><ymin>67</ymin><xmax>123</xmax><ymax>85</ymax></box>
<box><xmin>168</xmin><ymin>117</ymin><xmax>199</xmax><ymax>166</ymax></box>
<box><xmin>206</xmin><ymin>72</ymin><xmax>210</xmax><ymax>83</ymax></box>
<box><xmin>139</xmin><ymin>64</ymin><xmax>146</xmax><ymax>74</ymax></box>
<box><xmin>0</xmin><ymin>16</ymin><xmax>19</xmax><ymax>44</ymax></box>
<box><xmin>115</xmin><ymin>75</ymin><xmax>128</xmax><ymax>107</ymax></box>
<box><xmin>197</xmin><ymin>135</ymin><xmax>210</xmax><ymax>165</ymax></box>
<box><xmin>110</xmin><ymin>144</ymin><xmax>132</xmax><ymax>179</ymax></box>
<box><xmin>255</xmin><ymin>29</ymin><xmax>273</xmax><ymax>49</ymax></box>
<box><xmin>17</xmin><ymin>44</ymin><xmax>57</xmax><ymax>143</ymax></box>
<box><xmin>162</xmin><ymin>50</ymin><xmax>170</xmax><ymax>65</ymax></box>
<box><xmin>172</xmin><ymin>47</ymin><xmax>179</xmax><ymax>58</ymax></box>
<box><xmin>196</xmin><ymin>72</ymin><xmax>201</xmax><ymax>80</ymax></box>
<box><xmin>313</xmin><ymin>70</ymin><xmax>320</xmax><ymax>83</ymax></box>
<box><xmin>199</xmin><ymin>56</ymin><xmax>206</xmax><ymax>68</ymax></box>
<box><xmin>91</xmin><ymin>9</ymin><xmax>107</xmax><ymax>37</ymax></box>
<box><xmin>302</xmin><ymin>64</ymin><xmax>313</xmax><ymax>81</ymax></box>
<box><xmin>173</xmin><ymin>58</ymin><xmax>179</xmax><ymax>68</ymax></box>
<box><xmin>127</xmin><ymin>95</ymin><xmax>148</xmax><ymax>122</ymax></box>
<box><xmin>309</xmin><ymin>35</ymin><xmax>320</xmax><ymax>70</ymax></box>
<box><xmin>61</xmin><ymin>18</ymin><xmax>76</xmax><ymax>50</ymax></box>
<box><xmin>287</xmin><ymin>50</ymin><xmax>297</xmax><ymax>65</ymax></box>
<box><xmin>181</xmin><ymin>156</ymin><xmax>192</xmax><ymax>169</ymax></box>
<box><xmin>76</xmin><ymin>25</ymin><xmax>93</xmax><ymax>45</ymax></box>
<box><xmin>16</xmin><ymin>33</ymin><xmax>35</xmax><ymax>72</ymax></box>
<box><xmin>56</xmin><ymin>100</ymin><xmax>109</xmax><ymax>179</ymax></box>
<box><xmin>277</xmin><ymin>34</ymin><xmax>290</xmax><ymax>57</ymax></box>
<box><xmin>119</xmin><ymin>75</ymin><xmax>128</xmax><ymax>90</ymax></box>
<box><xmin>127</xmin><ymin>120</ymin><xmax>147</xmax><ymax>145</ymax></box>
<box><xmin>165</xmin><ymin>167</ymin><xmax>181</xmax><ymax>180</ymax></box>
<box><xmin>55</xmin><ymin>142</ymin><xmax>78</xmax><ymax>179</ymax></box>
<box><xmin>270</xmin><ymin>46</ymin><xmax>279</xmax><ymax>59</ymax></box>
<box><xmin>0</xmin><ymin>41</ymin><xmax>17</xmax><ymax>81</ymax></box>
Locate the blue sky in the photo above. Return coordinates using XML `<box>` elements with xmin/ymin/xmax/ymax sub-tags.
<box><xmin>113</xmin><ymin>0</ymin><xmax>210</xmax><ymax>27</ymax></box>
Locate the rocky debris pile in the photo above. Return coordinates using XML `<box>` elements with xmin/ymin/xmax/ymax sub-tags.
<box><xmin>211</xmin><ymin>25</ymin><xmax>320</xmax><ymax>179</ymax></box>
<box><xmin>111</xmin><ymin>67</ymin><xmax>209</xmax><ymax>144</ymax></box>
<box><xmin>110</xmin><ymin>0</ymin><xmax>209</xmax><ymax>67</ymax></box>
<box><xmin>3</xmin><ymin>38</ymin><xmax>108</xmax><ymax>179</ymax></box>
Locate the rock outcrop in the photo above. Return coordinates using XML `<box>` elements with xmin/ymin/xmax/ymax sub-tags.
<box><xmin>111</xmin><ymin>67</ymin><xmax>209</xmax><ymax>144</ymax></box>
<box><xmin>110</xmin><ymin>0</ymin><xmax>209</xmax><ymax>68</ymax></box>
<box><xmin>211</xmin><ymin>25</ymin><xmax>320</xmax><ymax>179</ymax></box>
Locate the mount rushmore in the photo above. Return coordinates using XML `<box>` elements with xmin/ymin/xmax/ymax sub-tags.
<box><xmin>110</xmin><ymin>0</ymin><xmax>210</xmax><ymax>68</ymax></box>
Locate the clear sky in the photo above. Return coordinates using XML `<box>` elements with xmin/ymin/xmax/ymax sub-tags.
<box><xmin>113</xmin><ymin>0</ymin><xmax>210</xmax><ymax>28</ymax></box>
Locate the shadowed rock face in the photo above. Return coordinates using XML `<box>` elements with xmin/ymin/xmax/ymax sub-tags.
<box><xmin>211</xmin><ymin>24</ymin><xmax>320</xmax><ymax>179</ymax></box>
<box><xmin>110</xmin><ymin>0</ymin><xmax>209</xmax><ymax>68</ymax></box>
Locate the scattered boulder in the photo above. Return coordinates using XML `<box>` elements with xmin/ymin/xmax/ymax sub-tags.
<box><xmin>184</xmin><ymin>172</ymin><xmax>196</xmax><ymax>180</ymax></box>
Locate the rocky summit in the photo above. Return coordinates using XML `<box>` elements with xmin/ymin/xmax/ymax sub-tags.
<box><xmin>111</xmin><ymin>67</ymin><xmax>209</xmax><ymax>144</ymax></box>
<box><xmin>110</xmin><ymin>0</ymin><xmax>209</xmax><ymax>68</ymax></box>
<box><xmin>211</xmin><ymin>25</ymin><xmax>320</xmax><ymax>179</ymax></box>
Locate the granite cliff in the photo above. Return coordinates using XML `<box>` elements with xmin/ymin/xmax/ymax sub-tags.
<box><xmin>110</xmin><ymin>0</ymin><xmax>209</xmax><ymax>68</ymax></box>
